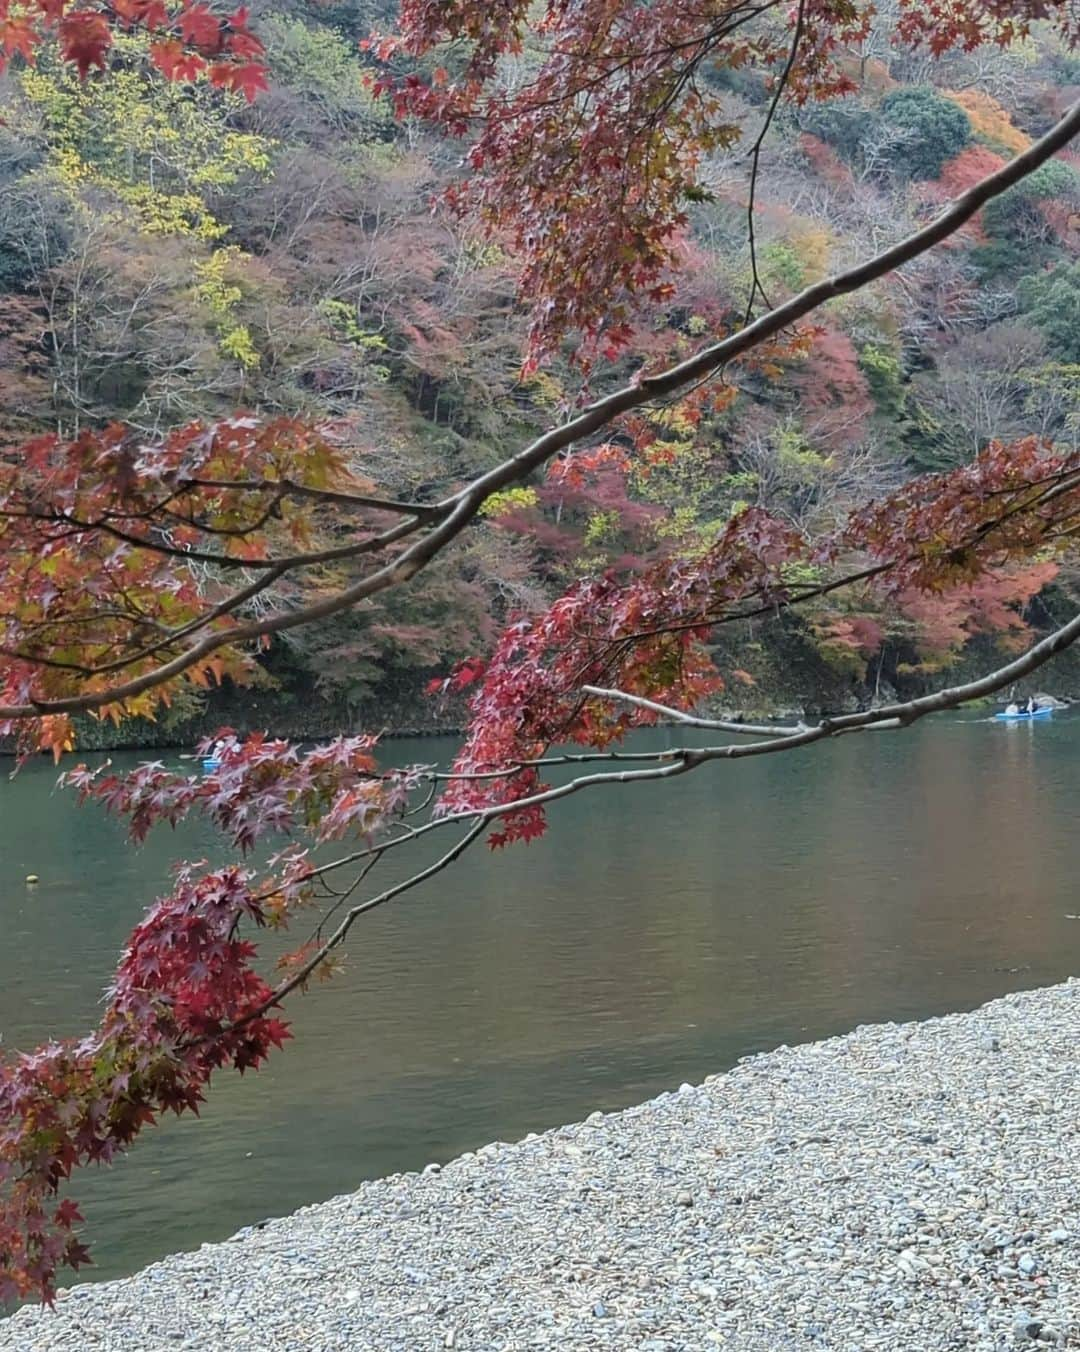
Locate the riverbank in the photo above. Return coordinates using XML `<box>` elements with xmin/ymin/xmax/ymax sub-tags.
<box><xmin>7</xmin><ymin>618</ymin><xmax>1080</xmax><ymax>755</ymax></box>
<box><xmin>4</xmin><ymin>982</ymin><xmax>1080</xmax><ymax>1350</ymax></box>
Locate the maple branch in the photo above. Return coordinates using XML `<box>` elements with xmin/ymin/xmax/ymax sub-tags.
<box><xmin>579</xmin><ymin>683</ymin><xmax>805</xmax><ymax>735</ymax></box>
<box><xmin>4</xmin><ymin>506</ymin><xmax>429</xmax><ymax>573</ymax></box>
<box><xmin>568</xmin><ymin>465</ymin><xmax>1080</xmax><ymax>651</ymax></box>
<box><xmin>3</xmin><ymin>97</ymin><xmax>1080</xmax><ymax>720</ymax></box>
<box><xmin>568</xmin><ymin>559</ymin><xmax>893</xmax><ymax>650</ymax></box>
<box><xmin>225</xmin><ymin>819</ymin><xmax>488</xmax><ymax>1036</ymax></box>
<box><xmin>10</xmin><ymin>516</ymin><xmax>429</xmax><ymax>681</ymax></box>
<box><xmin>177</xmin><ymin>478</ymin><xmax>439</xmax><ymax>518</ymax></box>
<box><xmin>509</xmin><ymin>0</ymin><xmax>784</xmax><ymax>119</ymax></box>
<box><xmin>224</xmin><ymin>603</ymin><xmax>1080</xmax><ymax>1041</ymax></box>
<box><xmin>581</xmin><ymin>683</ymin><xmax>916</xmax><ymax>735</ymax></box>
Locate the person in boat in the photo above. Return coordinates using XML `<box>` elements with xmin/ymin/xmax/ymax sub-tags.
<box><xmin>1005</xmin><ymin>701</ymin><xmax>1020</xmax><ymax>715</ymax></box>
<box><xmin>1026</xmin><ymin>696</ymin><xmax>1037</xmax><ymax>714</ymax></box>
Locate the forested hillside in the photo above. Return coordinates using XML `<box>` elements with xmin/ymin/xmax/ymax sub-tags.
<box><xmin>1</xmin><ymin>0</ymin><xmax>1078</xmax><ymax>731</ymax></box>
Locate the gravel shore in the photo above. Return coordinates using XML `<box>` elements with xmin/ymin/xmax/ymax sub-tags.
<box><xmin>4</xmin><ymin>980</ymin><xmax>1080</xmax><ymax>1351</ymax></box>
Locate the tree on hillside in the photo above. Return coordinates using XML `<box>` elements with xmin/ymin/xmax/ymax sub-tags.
<box><xmin>3</xmin><ymin>0</ymin><xmax>1080</xmax><ymax>1303</ymax></box>
<box><xmin>878</xmin><ymin>86</ymin><xmax>973</xmax><ymax>179</ymax></box>
<box><xmin>1019</xmin><ymin>259</ymin><xmax>1080</xmax><ymax>362</ymax></box>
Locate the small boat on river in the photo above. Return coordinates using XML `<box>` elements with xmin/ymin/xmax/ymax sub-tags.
<box><xmin>993</xmin><ymin>706</ymin><xmax>1053</xmax><ymax>722</ymax></box>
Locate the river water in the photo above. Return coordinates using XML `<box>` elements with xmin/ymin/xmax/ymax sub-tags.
<box><xmin>1</xmin><ymin>715</ymin><xmax>1078</xmax><ymax>1285</ymax></box>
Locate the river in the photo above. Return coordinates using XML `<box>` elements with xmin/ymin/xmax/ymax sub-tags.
<box><xmin>1</xmin><ymin>714</ymin><xmax>1077</xmax><ymax>1285</ymax></box>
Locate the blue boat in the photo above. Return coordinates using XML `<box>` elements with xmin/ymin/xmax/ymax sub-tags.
<box><xmin>202</xmin><ymin>757</ymin><xmax>222</xmax><ymax>771</ymax></box>
<box><xmin>994</xmin><ymin>706</ymin><xmax>1053</xmax><ymax>721</ymax></box>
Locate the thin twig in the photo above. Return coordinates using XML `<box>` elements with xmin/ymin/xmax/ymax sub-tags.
<box><xmin>743</xmin><ymin>0</ymin><xmax>807</xmax><ymax>324</ymax></box>
<box><xmin>221</xmin><ymin>820</ymin><xmax>488</xmax><ymax>1038</ymax></box>
<box><xmin>179</xmin><ymin>478</ymin><xmax>438</xmax><ymax>518</ymax></box>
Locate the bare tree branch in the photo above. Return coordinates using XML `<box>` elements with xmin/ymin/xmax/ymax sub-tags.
<box><xmin>579</xmin><ymin>683</ymin><xmax>806</xmax><ymax>735</ymax></box>
<box><xmin>743</xmin><ymin>0</ymin><xmax>807</xmax><ymax>324</ymax></box>
<box><xmin>177</xmin><ymin>478</ymin><xmax>439</xmax><ymax>518</ymax></box>
<box><xmin>218</xmin><ymin>819</ymin><xmax>489</xmax><ymax>1039</ymax></box>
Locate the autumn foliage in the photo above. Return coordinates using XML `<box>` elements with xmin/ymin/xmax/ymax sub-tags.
<box><xmin>0</xmin><ymin>0</ymin><xmax>267</xmax><ymax>99</ymax></box>
<box><xmin>367</xmin><ymin>0</ymin><xmax>1080</xmax><ymax>366</ymax></box>
<box><xmin>7</xmin><ymin>430</ymin><xmax>1076</xmax><ymax>1297</ymax></box>
<box><xmin>0</xmin><ymin>415</ymin><xmax>379</xmax><ymax>758</ymax></box>
<box><xmin>0</xmin><ymin>863</ymin><xmax>288</xmax><ymax>1304</ymax></box>
<box><xmin>440</xmin><ymin>437</ymin><xmax>1080</xmax><ymax>837</ymax></box>
<box><xmin>1</xmin><ymin>0</ymin><xmax>1080</xmax><ymax>1306</ymax></box>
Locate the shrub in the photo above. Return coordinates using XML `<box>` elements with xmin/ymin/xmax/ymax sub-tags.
<box><xmin>1019</xmin><ymin>262</ymin><xmax>1080</xmax><ymax>364</ymax></box>
<box><xmin>879</xmin><ymin>86</ymin><xmax>971</xmax><ymax>180</ymax></box>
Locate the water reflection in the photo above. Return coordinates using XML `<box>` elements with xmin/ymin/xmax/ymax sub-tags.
<box><xmin>0</xmin><ymin>715</ymin><xmax>1078</xmax><ymax>1283</ymax></box>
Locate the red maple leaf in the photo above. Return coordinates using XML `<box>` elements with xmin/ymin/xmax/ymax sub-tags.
<box><xmin>53</xmin><ymin>1200</ymin><xmax>83</xmax><ymax>1230</ymax></box>
<box><xmin>207</xmin><ymin>59</ymin><xmax>268</xmax><ymax>102</ymax></box>
<box><xmin>1</xmin><ymin>17</ymin><xmax>37</xmax><ymax>63</ymax></box>
<box><xmin>111</xmin><ymin>0</ymin><xmax>156</xmax><ymax>29</ymax></box>
<box><xmin>58</xmin><ymin>13</ymin><xmax>112</xmax><ymax>79</ymax></box>
<box><xmin>178</xmin><ymin>1</ymin><xmax>223</xmax><ymax>51</ymax></box>
<box><xmin>225</xmin><ymin>5</ymin><xmax>263</xmax><ymax>60</ymax></box>
<box><xmin>63</xmin><ymin>1240</ymin><xmax>93</xmax><ymax>1270</ymax></box>
<box><xmin>149</xmin><ymin>39</ymin><xmax>206</xmax><ymax>82</ymax></box>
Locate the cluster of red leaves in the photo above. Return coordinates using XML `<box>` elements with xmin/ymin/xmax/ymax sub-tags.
<box><xmin>62</xmin><ymin>731</ymin><xmax>413</xmax><ymax>850</ymax></box>
<box><xmin>490</xmin><ymin>443</ymin><xmax>665</xmax><ymax>575</ymax></box>
<box><xmin>0</xmin><ymin>416</ymin><xmax>362</xmax><ymax>755</ymax></box>
<box><xmin>438</xmin><ymin>505</ymin><xmax>801</xmax><ymax>841</ymax></box>
<box><xmin>898</xmin><ymin>561</ymin><xmax>1059</xmax><ymax>662</ymax></box>
<box><xmin>368</xmin><ymin>0</ymin><xmax>873</xmax><ymax>368</ymax></box>
<box><xmin>917</xmin><ymin>144</ymin><xmax>1010</xmax><ymax>243</ymax></box>
<box><xmin>368</xmin><ymin>0</ymin><xmax>1078</xmax><ymax>366</ymax></box>
<box><xmin>813</xmin><ymin>560</ymin><xmax>1061</xmax><ymax>670</ymax></box>
<box><xmin>0</xmin><ymin>0</ymin><xmax>267</xmax><ymax>101</ymax></box>
<box><xmin>425</xmin><ymin>657</ymin><xmax>487</xmax><ymax>700</ymax></box>
<box><xmin>0</xmin><ymin>864</ymin><xmax>288</xmax><ymax>1304</ymax></box>
<box><xmin>547</xmin><ymin>444</ymin><xmax>633</xmax><ymax>491</ymax></box>
<box><xmin>439</xmin><ymin>437</ymin><xmax>1080</xmax><ymax>842</ymax></box>
<box><xmin>896</xmin><ymin>0</ymin><xmax>1080</xmax><ymax>55</ymax></box>
<box><xmin>812</xmin><ymin>613</ymin><xmax>887</xmax><ymax>659</ymax></box>
<box><xmin>787</xmin><ymin>326</ymin><xmax>874</xmax><ymax>452</ymax></box>
<box><xmin>840</xmin><ymin>436</ymin><xmax>1079</xmax><ymax>593</ymax></box>
<box><xmin>2</xmin><ymin>731</ymin><xmax>435</xmax><ymax>1300</ymax></box>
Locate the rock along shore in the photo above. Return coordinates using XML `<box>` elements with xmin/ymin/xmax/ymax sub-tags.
<box><xmin>4</xmin><ymin>981</ymin><xmax>1080</xmax><ymax>1351</ymax></box>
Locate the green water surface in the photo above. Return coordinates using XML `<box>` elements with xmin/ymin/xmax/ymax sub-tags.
<box><xmin>1</xmin><ymin>715</ymin><xmax>1077</xmax><ymax>1284</ymax></box>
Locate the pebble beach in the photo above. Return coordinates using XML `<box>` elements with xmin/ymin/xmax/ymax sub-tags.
<box><xmin>3</xmin><ymin>980</ymin><xmax>1079</xmax><ymax>1351</ymax></box>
